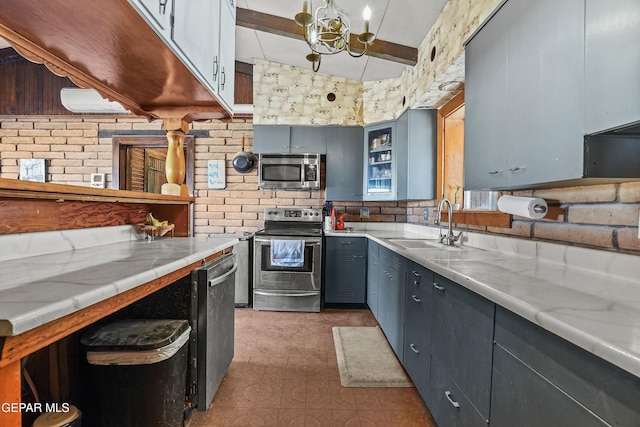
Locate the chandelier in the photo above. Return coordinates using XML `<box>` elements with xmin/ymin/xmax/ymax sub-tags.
<box><xmin>294</xmin><ymin>0</ymin><xmax>375</xmax><ymax>72</ymax></box>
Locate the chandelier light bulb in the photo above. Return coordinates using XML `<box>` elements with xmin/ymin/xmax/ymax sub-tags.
<box><xmin>363</xmin><ymin>5</ymin><xmax>371</xmax><ymax>21</ymax></box>
<box><xmin>310</xmin><ymin>28</ymin><xmax>319</xmax><ymax>44</ymax></box>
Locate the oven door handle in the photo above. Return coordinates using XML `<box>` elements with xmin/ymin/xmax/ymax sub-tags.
<box><xmin>254</xmin><ymin>290</ymin><xmax>318</xmax><ymax>297</ymax></box>
<box><xmin>208</xmin><ymin>263</ymin><xmax>238</xmax><ymax>287</ymax></box>
<box><xmin>254</xmin><ymin>237</ymin><xmax>321</xmax><ymax>245</ymax></box>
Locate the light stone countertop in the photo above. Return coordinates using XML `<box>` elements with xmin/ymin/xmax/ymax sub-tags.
<box><xmin>326</xmin><ymin>223</ymin><xmax>640</xmax><ymax>379</ymax></box>
<box><xmin>0</xmin><ymin>226</ymin><xmax>239</xmax><ymax>337</ymax></box>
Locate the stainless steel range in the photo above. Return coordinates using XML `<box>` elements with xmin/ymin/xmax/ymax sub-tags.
<box><xmin>253</xmin><ymin>208</ymin><xmax>322</xmax><ymax>312</ymax></box>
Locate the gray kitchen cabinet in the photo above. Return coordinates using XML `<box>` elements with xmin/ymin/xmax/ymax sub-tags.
<box><xmin>129</xmin><ymin>0</ymin><xmax>173</xmax><ymax>40</ymax></box>
<box><xmin>324</xmin><ymin>237</ymin><xmax>367</xmax><ymax>304</ymax></box>
<box><xmin>131</xmin><ymin>0</ymin><xmax>235</xmax><ymax>111</ymax></box>
<box><xmin>253</xmin><ymin>125</ymin><xmax>291</xmax><ymax>153</ymax></box>
<box><xmin>585</xmin><ymin>0</ymin><xmax>640</xmax><ymax>134</ymax></box>
<box><xmin>253</xmin><ymin>125</ymin><xmax>327</xmax><ymax>154</ymax></box>
<box><xmin>364</xmin><ymin>110</ymin><xmax>437</xmax><ymax>201</ymax></box>
<box><xmin>403</xmin><ymin>262</ymin><xmax>433</xmax><ymax>404</ymax></box>
<box><xmin>492</xmin><ymin>307</ymin><xmax>640</xmax><ymax>427</ymax></box>
<box><xmin>325</xmin><ymin>126</ymin><xmax>364</xmax><ymax>201</ymax></box>
<box><xmin>430</xmin><ymin>273</ymin><xmax>494</xmax><ymax>424</ymax></box>
<box><xmin>366</xmin><ymin>240</ymin><xmax>380</xmax><ymax>318</ymax></box>
<box><xmin>364</xmin><ymin>121</ymin><xmax>396</xmax><ymax>201</ymax></box>
<box><xmin>465</xmin><ymin>0</ymin><xmax>585</xmax><ymax>190</ymax></box>
<box><xmin>377</xmin><ymin>246</ymin><xmax>407</xmax><ymax>360</ymax></box>
<box><xmin>464</xmin><ymin>0</ymin><xmax>508</xmax><ymax>190</ymax></box>
<box><xmin>395</xmin><ymin>109</ymin><xmax>437</xmax><ymax>200</ymax></box>
<box><xmin>290</xmin><ymin>126</ymin><xmax>327</xmax><ymax>153</ymax></box>
<box><xmin>217</xmin><ymin>0</ymin><xmax>235</xmax><ymax>108</ymax></box>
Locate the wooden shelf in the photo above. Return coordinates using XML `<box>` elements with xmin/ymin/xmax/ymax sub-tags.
<box><xmin>441</xmin><ymin>210</ymin><xmax>512</xmax><ymax>228</ymax></box>
<box><xmin>0</xmin><ymin>178</ymin><xmax>194</xmax><ymax>236</ymax></box>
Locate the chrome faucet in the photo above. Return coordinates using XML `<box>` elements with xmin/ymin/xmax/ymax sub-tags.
<box><xmin>435</xmin><ymin>198</ymin><xmax>462</xmax><ymax>246</ymax></box>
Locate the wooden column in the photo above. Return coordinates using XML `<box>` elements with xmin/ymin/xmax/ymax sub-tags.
<box><xmin>161</xmin><ymin>119</ymin><xmax>190</xmax><ymax>197</ymax></box>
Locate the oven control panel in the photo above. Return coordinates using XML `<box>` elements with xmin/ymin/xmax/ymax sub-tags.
<box><xmin>264</xmin><ymin>208</ymin><xmax>322</xmax><ymax>222</ymax></box>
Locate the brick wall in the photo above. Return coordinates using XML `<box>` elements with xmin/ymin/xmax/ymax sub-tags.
<box><xmin>0</xmin><ymin>116</ymin><xmax>407</xmax><ymax>236</ymax></box>
<box><xmin>406</xmin><ymin>184</ymin><xmax>640</xmax><ymax>254</ymax></box>
<box><xmin>2</xmin><ymin>116</ymin><xmax>639</xmax><ymax>253</ymax></box>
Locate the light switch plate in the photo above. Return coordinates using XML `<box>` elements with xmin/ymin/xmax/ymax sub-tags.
<box><xmin>360</xmin><ymin>208</ymin><xmax>370</xmax><ymax>219</ymax></box>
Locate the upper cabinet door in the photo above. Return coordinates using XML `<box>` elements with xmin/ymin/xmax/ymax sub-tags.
<box><xmin>128</xmin><ymin>0</ymin><xmax>174</xmax><ymax>40</ymax></box>
<box><xmin>172</xmin><ymin>0</ymin><xmax>220</xmax><ymax>92</ymax></box>
<box><xmin>217</xmin><ymin>0</ymin><xmax>236</xmax><ymax>109</ymax></box>
<box><xmin>506</xmin><ymin>0</ymin><xmax>584</xmax><ymax>187</ymax></box>
<box><xmin>464</xmin><ymin>1</ymin><xmax>509</xmax><ymax>190</ymax></box>
<box><xmin>290</xmin><ymin>126</ymin><xmax>327</xmax><ymax>153</ymax></box>
<box><xmin>326</xmin><ymin>126</ymin><xmax>364</xmax><ymax>201</ymax></box>
<box><xmin>585</xmin><ymin>0</ymin><xmax>640</xmax><ymax>134</ymax></box>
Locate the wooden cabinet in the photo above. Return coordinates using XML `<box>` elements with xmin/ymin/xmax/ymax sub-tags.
<box><xmin>325</xmin><ymin>126</ymin><xmax>364</xmax><ymax>201</ymax></box>
<box><xmin>366</xmin><ymin>240</ymin><xmax>380</xmax><ymax>318</ymax></box>
<box><xmin>465</xmin><ymin>0</ymin><xmax>585</xmax><ymax>190</ymax></box>
<box><xmin>324</xmin><ymin>237</ymin><xmax>367</xmax><ymax>304</ymax></box>
<box><xmin>492</xmin><ymin>307</ymin><xmax>640</xmax><ymax>426</ymax></box>
<box><xmin>430</xmin><ymin>274</ymin><xmax>494</xmax><ymax>424</ymax></box>
<box><xmin>403</xmin><ymin>262</ymin><xmax>433</xmax><ymax>404</ymax></box>
<box><xmin>377</xmin><ymin>246</ymin><xmax>407</xmax><ymax>360</ymax></box>
<box><xmin>253</xmin><ymin>125</ymin><xmax>328</xmax><ymax>154</ymax></box>
<box><xmin>585</xmin><ymin>0</ymin><xmax>640</xmax><ymax>134</ymax></box>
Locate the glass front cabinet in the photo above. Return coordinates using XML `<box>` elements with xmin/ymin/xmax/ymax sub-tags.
<box><xmin>364</xmin><ymin>121</ymin><xmax>396</xmax><ymax>200</ymax></box>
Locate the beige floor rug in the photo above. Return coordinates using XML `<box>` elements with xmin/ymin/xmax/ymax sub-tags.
<box><xmin>332</xmin><ymin>326</ymin><xmax>414</xmax><ymax>388</ymax></box>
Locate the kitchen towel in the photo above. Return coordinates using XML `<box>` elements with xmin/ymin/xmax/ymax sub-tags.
<box><xmin>270</xmin><ymin>239</ymin><xmax>305</xmax><ymax>267</ymax></box>
<box><xmin>497</xmin><ymin>195</ymin><xmax>548</xmax><ymax>219</ymax></box>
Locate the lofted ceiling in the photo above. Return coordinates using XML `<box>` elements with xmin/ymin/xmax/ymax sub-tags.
<box><xmin>0</xmin><ymin>0</ymin><xmax>449</xmax><ymax>94</ymax></box>
<box><xmin>236</xmin><ymin>0</ymin><xmax>448</xmax><ymax>82</ymax></box>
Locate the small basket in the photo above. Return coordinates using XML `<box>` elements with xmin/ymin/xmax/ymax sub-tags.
<box><xmin>138</xmin><ymin>223</ymin><xmax>175</xmax><ymax>238</ymax></box>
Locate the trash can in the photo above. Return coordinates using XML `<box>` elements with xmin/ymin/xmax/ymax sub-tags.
<box><xmin>80</xmin><ymin>319</ymin><xmax>191</xmax><ymax>427</ymax></box>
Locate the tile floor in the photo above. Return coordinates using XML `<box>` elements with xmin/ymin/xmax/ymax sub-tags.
<box><xmin>186</xmin><ymin>308</ymin><xmax>436</xmax><ymax>427</ymax></box>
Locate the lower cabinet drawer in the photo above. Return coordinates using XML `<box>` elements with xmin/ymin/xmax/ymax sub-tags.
<box><xmin>495</xmin><ymin>307</ymin><xmax>640</xmax><ymax>426</ymax></box>
<box><xmin>491</xmin><ymin>344</ymin><xmax>608</xmax><ymax>427</ymax></box>
<box><xmin>429</xmin><ymin>356</ymin><xmax>487</xmax><ymax>427</ymax></box>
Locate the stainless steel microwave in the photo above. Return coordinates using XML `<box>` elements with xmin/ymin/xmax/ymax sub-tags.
<box><xmin>258</xmin><ymin>153</ymin><xmax>321</xmax><ymax>190</ymax></box>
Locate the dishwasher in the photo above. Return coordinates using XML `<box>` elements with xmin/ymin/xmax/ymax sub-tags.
<box><xmin>190</xmin><ymin>253</ymin><xmax>236</xmax><ymax>411</ymax></box>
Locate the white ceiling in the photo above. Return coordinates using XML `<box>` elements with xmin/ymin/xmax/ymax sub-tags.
<box><xmin>0</xmin><ymin>0</ymin><xmax>448</xmax><ymax>82</ymax></box>
<box><xmin>236</xmin><ymin>0</ymin><xmax>449</xmax><ymax>81</ymax></box>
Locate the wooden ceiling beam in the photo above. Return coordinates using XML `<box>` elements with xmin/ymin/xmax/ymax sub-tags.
<box><xmin>236</xmin><ymin>7</ymin><xmax>418</xmax><ymax>67</ymax></box>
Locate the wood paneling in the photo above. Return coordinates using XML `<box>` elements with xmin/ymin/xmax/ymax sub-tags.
<box><xmin>235</xmin><ymin>61</ymin><xmax>253</xmax><ymax>105</ymax></box>
<box><xmin>0</xmin><ymin>49</ymin><xmax>76</xmax><ymax>115</ymax></box>
<box><xmin>0</xmin><ymin>49</ymin><xmax>254</xmax><ymax>115</ymax></box>
<box><xmin>0</xmin><ymin>178</ymin><xmax>194</xmax><ymax>236</ymax></box>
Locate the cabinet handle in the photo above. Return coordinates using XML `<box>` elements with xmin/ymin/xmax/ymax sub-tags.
<box><xmin>292</xmin><ymin>145</ymin><xmax>303</xmax><ymax>149</ymax></box>
<box><xmin>487</xmin><ymin>170</ymin><xmax>503</xmax><ymax>175</ymax></box>
<box><xmin>353</xmin><ymin>255</ymin><xmax>365</xmax><ymax>260</ymax></box>
<box><xmin>221</xmin><ymin>67</ymin><xmax>226</xmax><ymax>89</ymax></box>
<box><xmin>410</xmin><ymin>344</ymin><xmax>419</xmax><ymax>354</ymax></box>
<box><xmin>159</xmin><ymin>0</ymin><xmax>168</xmax><ymax>14</ymax></box>
<box><xmin>412</xmin><ymin>270</ymin><xmax>421</xmax><ymax>278</ymax></box>
<box><xmin>213</xmin><ymin>56</ymin><xmax>219</xmax><ymax>82</ymax></box>
<box><xmin>411</xmin><ymin>295</ymin><xmax>421</xmax><ymax>303</ymax></box>
<box><xmin>340</xmin><ymin>241</ymin><xmax>353</xmax><ymax>245</ymax></box>
<box><xmin>433</xmin><ymin>283</ymin><xmax>445</xmax><ymax>292</ymax></box>
<box><xmin>508</xmin><ymin>166</ymin><xmax>527</xmax><ymax>172</ymax></box>
<box><xmin>445</xmin><ymin>391</ymin><xmax>460</xmax><ymax>408</ymax></box>
<box><xmin>278</xmin><ymin>145</ymin><xmax>289</xmax><ymax>150</ymax></box>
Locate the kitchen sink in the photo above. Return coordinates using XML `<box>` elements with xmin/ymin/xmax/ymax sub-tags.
<box><xmin>388</xmin><ymin>238</ymin><xmax>462</xmax><ymax>250</ymax></box>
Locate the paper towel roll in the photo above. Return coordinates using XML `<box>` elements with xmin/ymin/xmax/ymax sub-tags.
<box><xmin>497</xmin><ymin>195</ymin><xmax>548</xmax><ymax>219</ymax></box>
